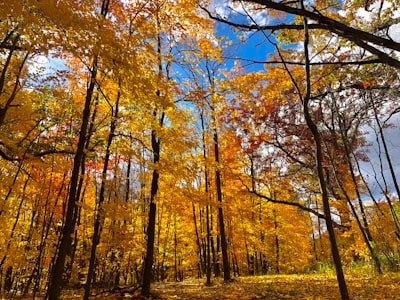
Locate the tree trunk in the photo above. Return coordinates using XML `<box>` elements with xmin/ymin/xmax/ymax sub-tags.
<box><xmin>46</xmin><ymin>1</ymin><xmax>112</xmax><ymax>297</ymax></box>
<box><xmin>304</xmin><ymin>103</ymin><xmax>349</xmax><ymax>300</ymax></box>
<box><xmin>141</xmin><ymin>168</ymin><xmax>158</xmax><ymax>296</ymax></box>
<box><xmin>214</xmin><ymin>232</ymin><xmax>220</xmax><ymax>277</ymax></box>
<box><xmin>326</xmin><ymin>130</ymin><xmax>382</xmax><ymax>273</ymax></box>
<box><xmin>66</xmin><ymin>99</ymin><xmax>99</xmax><ymax>283</ymax></box>
<box><xmin>273</xmin><ymin>210</ymin><xmax>280</xmax><ymax>274</ymax></box>
<box><xmin>141</xmin><ymin>111</ymin><xmax>164</xmax><ymax>297</ymax></box>
<box><xmin>200</xmin><ymin>110</ymin><xmax>212</xmax><ymax>284</ymax></box>
<box><xmin>206</xmin><ymin>204</ymin><xmax>212</xmax><ymax>284</ymax></box>
<box><xmin>213</xmin><ymin>122</ymin><xmax>231</xmax><ymax>282</ymax></box>
<box><xmin>301</xmin><ymin>12</ymin><xmax>350</xmax><ymax>300</ymax></box>
<box><xmin>0</xmin><ymin>36</ymin><xmax>28</xmax><ymax>127</ymax></box>
<box><xmin>46</xmin><ymin>56</ymin><xmax>99</xmax><ymax>300</ymax></box>
<box><xmin>83</xmin><ymin>87</ymin><xmax>120</xmax><ymax>300</ymax></box>
<box><xmin>370</xmin><ymin>94</ymin><xmax>400</xmax><ymax>236</ymax></box>
<box><xmin>192</xmin><ymin>203</ymin><xmax>205</xmax><ymax>276</ymax></box>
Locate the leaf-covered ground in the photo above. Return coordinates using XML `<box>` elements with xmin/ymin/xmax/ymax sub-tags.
<box><xmin>148</xmin><ymin>273</ymin><xmax>400</xmax><ymax>300</ymax></box>
<box><xmin>13</xmin><ymin>273</ymin><xmax>400</xmax><ymax>299</ymax></box>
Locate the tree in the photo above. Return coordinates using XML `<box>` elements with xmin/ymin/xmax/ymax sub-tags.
<box><xmin>141</xmin><ymin>0</ymin><xmax>216</xmax><ymax>295</ymax></box>
<box><xmin>47</xmin><ymin>1</ymin><xmax>113</xmax><ymax>298</ymax></box>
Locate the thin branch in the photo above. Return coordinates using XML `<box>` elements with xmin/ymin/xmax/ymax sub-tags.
<box><xmin>33</xmin><ymin>149</ymin><xmax>75</xmax><ymax>157</ymax></box>
<box><xmin>238</xmin><ymin>174</ymin><xmax>347</xmax><ymax>228</ymax></box>
<box><xmin>0</xmin><ymin>147</ymin><xmax>17</xmax><ymax>161</ymax></box>
<box><xmin>201</xmin><ymin>1</ymin><xmax>400</xmax><ymax>69</ymax></box>
<box><xmin>224</xmin><ymin>56</ymin><xmax>384</xmax><ymax>66</ymax></box>
<box><xmin>239</xmin><ymin>0</ymin><xmax>400</xmax><ymax>52</ymax></box>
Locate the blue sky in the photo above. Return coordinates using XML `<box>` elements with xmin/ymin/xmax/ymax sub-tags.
<box><xmin>210</xmin><ymin>0</ymin><xmax>275</xmax><ymax>73</ymax></box>
<box><xmin>216</xmin><ymin>21</ymin><xmax>274</xmax><ymax>73</ymax></box>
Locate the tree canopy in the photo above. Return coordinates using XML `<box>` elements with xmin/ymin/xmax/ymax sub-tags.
<box><xmin>1</xmin><ymin>1</ymin><xmax>400</xmax><ymax>299</ymax></box>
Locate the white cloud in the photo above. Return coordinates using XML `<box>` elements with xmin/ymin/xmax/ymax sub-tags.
<box><xmin>359</xmin><ymin>112</ymin><xmax>400</xmax><ymax>199</ymax></box>
<box><xmin>249</xmin><ymin>10</ymin><xmax>269</xmax><ymax>26</ymax></box>
<box><xmin>388</xmin><ymin>23</ymin><xmax>400</xmax><ymax>43</ymax></box>
<box><xmin>209</xmin><ymin>0</ymin><xmax>270</xmax><ymax>26</ymax></box>
<box><xmin>210</xmin><ymin>0</ymin><xmax>231</xmax><ymax>18</ymax></box>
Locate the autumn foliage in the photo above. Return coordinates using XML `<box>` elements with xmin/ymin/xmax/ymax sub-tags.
<box><xmin>1</xmin><ymin>0</ymin><xmax>400</xmax><ymax>299</ymax></box>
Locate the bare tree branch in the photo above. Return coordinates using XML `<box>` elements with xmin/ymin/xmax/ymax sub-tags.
<box><xmin>237</xmin><ymin>174</ymin><xmax>348</xmax><ymax>229</ymax></box>
<box><xmin>224</xmin><ymin>56</ymin><xmax>384</xmax><ymax>66</ymax></box>
<box><xmin>201</xmin><ymin>1</ymin><xmax>400</xmax><ymax>68</ymax></box>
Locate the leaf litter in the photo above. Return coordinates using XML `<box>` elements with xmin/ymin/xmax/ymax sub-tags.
<box><xmin>149</xmin><ymin>273</ymin><xmax>400</xmax><ymax>300</ymax></box>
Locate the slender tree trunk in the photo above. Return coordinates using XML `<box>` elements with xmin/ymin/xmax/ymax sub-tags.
<box><xmin>325</xmin><ymin>130</ymin><xmax>382</xmax><ymax>274</ymax></box>
<box><xmin>141</xmin><ymin>110</ymin><xmax>164</xmax><ymax>297</ymax></box>
<box><xmin>199</xmin><ymin>207</ymin><xmax>207</xmax><ymax>277</ymax></box>
<box><xmin>0</xmin><ymin>171</ymin><xmax>29</xmax><ymax>273</ymax></box>
<box><xmin>243</xmin><ymin>224</ymin><xmax>251</xmax><ymax>275</ymax></box>
<box><xmin>66</xmin><ymin>98</ymin><xmax>99</xmax><ymax>283</ymax></box>
<box><xmin>24</xmin><ymin>164</ymin><xmax>58</xmax><ymax>297</ymax></box>
<box><xmin>47</xmin><ymin>2</ymin><xmax>111</xmax><ymax>297</ymax></box>
<box><xmin>212</xmin><ymin>120</ymin><xmax>231</xmax><ymax>281</ymax></box>
<box><xmin>304</xmin><ymin>104</ymin><xmax>349</xmax><ymax>300</ymax></box>
<box><xmin>141</xmin><ymin>144</ymin><xmax>159</xmax><ymax>296</ymax></box>
<box><xmin>192</xmin><ymin>203</ymin><xmax>205</xmax><ymax>275</ymax></box>
<box><xmin>200</xmin><ymin>110</ymin><xmax>212</xmax><ymax>284</ymax></box>
<box><xmin>0</xmin><ymin>157</ymin><xmax>25</xmax><ymax>218</ymax></box>
<box><xmin>347</xmin><ymin>194</ymin><xmax>382</xmax><ymax>273</ymax></box>
<box><xmin>46</xmin><ymin>53</ymin><xmax>102</xmax><ymax>300</ymax></box>
<box><xmin>160</xmin><ymin>213</ymin><xmax>171</xmax><ymax>282</ymax></box>
<box><xmin>206</xmin><ymin>204</ymin><xmax>212</xmax><ymax>284</ymax></box>
<box><xmin>83</xmin><ymin>87</ymin><xmax>120</xmax><ymax>300</ymax></box>
<box><xmin>310</xmin><ymin>210</ymin><xmax>319</xmax><ymax>263</ymax></box>
<box><xmin>0</xmin><ymin>35</ymin><xmax>28</xmax><ymax>127</ymax></box>
<box><xmin>273</xmin><ymin>210</ymin><xmax>280</xmax><ymax>274</ymax></box>
<box><xmin>336</xmin><ymin>113</ymin><xmax>375</xmax><ymax>241</ymax></box>
<box><xmin>141</xmin><ymin>4</ymin><xmax>168</xmax><ymax>293</ymax></box>
<box><xmin>370</xmin><ymin>94</ymin><xmax>400</xmax><ymax>200</ymax></box>
<box><xmin>370</xmin><ymin>94</ymin><xmax>400</xmax><ymax>237</ymax></box>
<box><xmin>174</xmin><ymin>216</ymin><xmax>178</xmax><ymax>282</ymax></box>
<box><xmin>215</xmin><ymin>234</ymin><xmax>221</xmax><ymax>277</ymax></box>
<box><xmin>125</xmin><ymin>158</ymin><xmax>131</xmax><ymax>203</ymax></box>
<box><xmin>301</xmin><ymin>11</ymin><xmax>350</xmax><ymax>300</ymax></box>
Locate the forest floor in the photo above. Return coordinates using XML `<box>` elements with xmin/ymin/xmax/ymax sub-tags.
<box><xmin>87</xmin><ymin>272</ymin><xmax>400</xmax><ymax>299</ymax></box>
<box><xmin>148</xmin><ymin>273</ymin><xmax>400</xmax><ymax>300</ymax></box>
<box><xmin>11</xmin><ymin>272</ymin><xmax>400</xmax><ymax>299</ymax></box>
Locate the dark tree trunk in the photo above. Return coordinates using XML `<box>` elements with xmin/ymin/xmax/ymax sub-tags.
<box><xmin>46</xmin><ymin>2</ymin><xmax>112</xmax><ymax>297</ymax></box>
<box><xmin>0</xmin><ymin>35</ymin><xmax>28</xmax><ymax>128</ymax></box>
<box><xmin>370</xmin><ymin>95</ymin><xmax>400</xmax><ymax>236</ymax></box>
<box><xmin>304</xmin><ymin>100</ymin><xmax>349</xmax><ymax>300</ymax></box>
<box><xmin>301</xmin><ymin>12</ymin><xmax>350</xmax><ymax>300</ymax></box>
<box><xmin>200</xmin><ymin>110</ymin><xmax>212</xmax><ymax>285</ymax></box>
<box><xmin>213</xmin><ymin>124</ymin><xmax>231</xmax><ymax>282</ymax></box>
<box><xmin>214</xmin><ymin>232</ymin><xmax>220</xmax><ymax>277</ymax></box>
<box><xmin>141</xmin><ymin>110</ymin><xmax>164</xmax><ymax>297</ymax></box>
<box><xmin>46</xmin><ymin>56</ymin><xmax>99</xmax><ymax>300</ymax></box>
<box><xmin>273</xmin><ymin>210</ymin><xmax>280</xmax><ymax>274</ymax></box>
<box><xmin>326</xmin><ymin>130</ymin><xmax>382</xmax><ymax>273</ymax></box>
<box><xmin>192</xmin><ymin>203</ymin><xmax>205</xmax><ymax>275</ymax></box>
<box><xmin>66</xmin><ymin>99</ymin><xmax>99</xmax><ymax>283</ymax></box>
<box><xmin>206</xmin><ymin>205</ymin><xmax>212</xmax><ymax>284</ymax></box>
<box><xmin>83</xmin><ymin>87</ymin><xmax>120</xmax><ymax>300</ymax></box>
